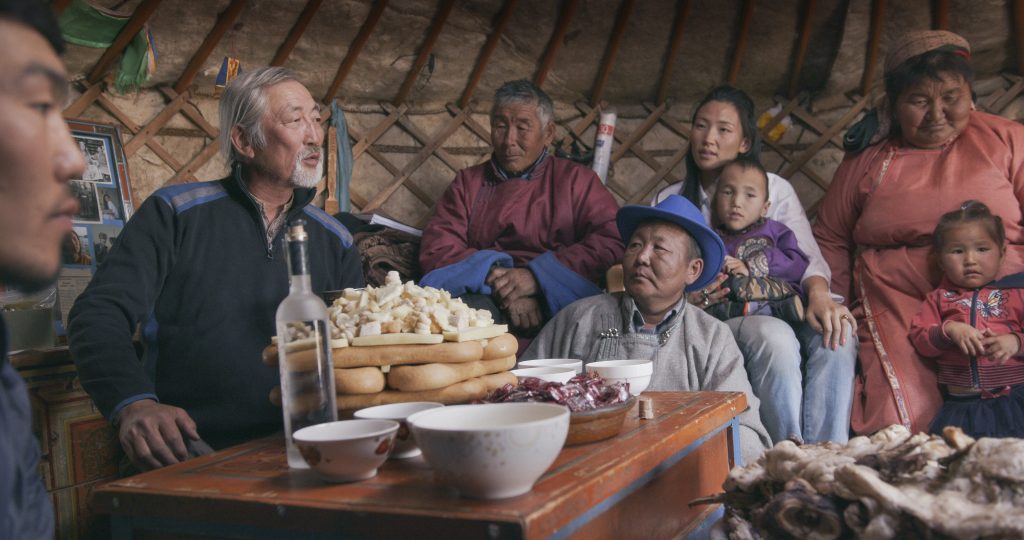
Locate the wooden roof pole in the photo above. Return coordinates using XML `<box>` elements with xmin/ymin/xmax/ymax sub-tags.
<box><xmin>125</xmin><ymin>0</ymin><xmax>245</xmax><ymax>185</ymax></box>
<box><xmin>590</xmin><ymin>0</ymin><xmax>636</xmax><ymax>106</ymax></box>
<box><xmin>533</xmin><ymin>0</ymin><xmax>579</xmax><ymax>87</ymax></box>
<box><xmin>932</xmin><ymin>0</ymin><xmax>949</xmax><ymax>30</ymax></box>
<box><xmin>270</xmin><ymin>0</ymin><xmax>323</xmax><ymax>66</ymax></box>
<box><xmin>655</xmin><ymin>0</ymin><xmax>690</xmax><ymax>105</ymax></box>
<box><xmin>1014</xmin><ymin>0</ymin><xmax>1024</xmax><ymax>76</ymax></box>
<box><xmin>788</xmin><ymin>0</ymin><xmax>816</xmax><ymax>98</ymax></box>
<box><xmin>52</xmin><ymin>0</ymin><xmax>72</xmax><ymax>15</ymax></box>
<box><xmin>86</xmin><ymin>0</ymin><xmax>162</xmax><ymax>84</ymax></box>
<box><xmin>459</xmin><ymin>0</ymin><xmax>519</xmax><ymax>108</ymax></box>
<box><xmin>323</xmin><ymin>0</ymin><xmax>388</xmax><ymax>103</ymax></box>
<box><xmin>392</xmin><ymin>0</ymin><xmax>456</xmax><ymax>105</ymax></box>
<box><xmin>726</xmin><ymin>0</ymin><xmax>755</xmax><ymax>85</ymax></box>
<box><xmin>860</xmin><ymin>0</ymin><xmax>886</xmax><ymax>95</ymax></box>
<box><xmin>173</xmin><ymin>0</ymin><xmax>247</xmax><ymax>94</ymax></box>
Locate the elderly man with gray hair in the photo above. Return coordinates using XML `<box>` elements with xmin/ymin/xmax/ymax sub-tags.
<box><xmin>69</xmin><ymin>67</ymin><xmax>363</xmax><ymax>470</ymax></box>
<box><xmin>419</xmin><ymin>79</ymin><xmax>623</xmax><ymax>341</ymax></box>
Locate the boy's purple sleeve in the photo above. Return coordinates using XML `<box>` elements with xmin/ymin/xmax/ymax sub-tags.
<box><xmin>764</xmin><ymin>221</ymin><xmax>810</xmax><ymax>287</ymax></box>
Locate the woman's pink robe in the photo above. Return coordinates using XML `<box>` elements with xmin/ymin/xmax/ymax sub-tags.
<box><xmin>814</xmin><ymin>111</ymin><xmax>1024</xmax><ymax>434</ymax></box>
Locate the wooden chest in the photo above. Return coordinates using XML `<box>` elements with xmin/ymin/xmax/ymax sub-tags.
<box><xmin>14</xmin><ymin>348</ymin><xmax>122</xmax><ymax>539</ymax></box>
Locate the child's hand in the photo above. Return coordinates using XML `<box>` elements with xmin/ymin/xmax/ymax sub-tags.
<box><xmin>944</xmin><ymin>321</ymin><xmax>985</xmax><ymax>356</ymax></box>
<box><xmin>981</xmin><ymin>328</ymin><xmax>1021</xmax><ymax>364</ymax></box>
<box><xmin>722</xmin><ymin>256</ymin><xmax>749</xmax><ymax>276</ymax></box>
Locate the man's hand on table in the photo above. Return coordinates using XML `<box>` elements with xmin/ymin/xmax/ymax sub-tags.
<box><xmin>487</xmin><ymin>267</ymin><xmax>538</xmax><ymax>307</ymax></box>
<box><xmin>117</xmin><ymin>399</ymin><xmax>200</xmax><ymax>471</ymax></box>
<box><xmin>506</xmin><ymin>296</ymin><xmax>543</xmax><ymax>335</ymax></box>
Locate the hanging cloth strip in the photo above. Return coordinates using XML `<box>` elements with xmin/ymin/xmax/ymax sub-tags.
<box><xmin>214</xmin><ymin>57</ymin><xmax>242</xmax><ymax>95</ymax></box>
<box><xmin>58</xmin><ymin>0</ymin><xmax>157</xmax><ymax>93</ymax></box>
<box><xmin>331</xmin><ymin>100</ymin><xmax>354</xmax><ymax>213</ymax></box>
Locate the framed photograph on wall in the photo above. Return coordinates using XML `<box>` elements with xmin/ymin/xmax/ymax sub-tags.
<box><xmin>55</xmin><ymin>119</ymin><xmax>137</xmax><ymax>331</ymax></box>
<box><xmin>67</xmin><ymin>118</ymin><xmax>134</xmax><ymax>222</ymax></box>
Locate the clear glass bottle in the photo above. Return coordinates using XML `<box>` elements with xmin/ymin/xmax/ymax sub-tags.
<box><xmin>275</xmin><ymin>219</ymin><xmax>337</xmax><ymax>468</ymax></box>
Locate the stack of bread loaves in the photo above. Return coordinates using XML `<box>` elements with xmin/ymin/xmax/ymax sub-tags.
<box><xmin>264</xmin><ymin>272</ymin><xmax>517</xmax><ymax>412</ymax></box>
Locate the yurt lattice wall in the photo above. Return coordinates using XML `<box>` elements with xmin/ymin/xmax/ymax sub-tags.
<box><xmin>58</xmin><ymin>0</ymin><xmax>1024</xmax><ymax>228</ymax></box>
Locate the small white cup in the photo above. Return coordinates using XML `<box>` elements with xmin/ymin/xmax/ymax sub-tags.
<box><xmin>510</xmin><ymin>366</ymin><xmax>576</xmax><ymax>384</ymax></box>
<box><xmin>586</xmin><ymin>359</ymin><xmax>654</xmax><ymax>396</ymax></box>
<box><xmin>293</xmin><ymin>419</ymin><xmax>399</xmax><ymax>482</ymax></box>
<box><xmin>518</xmin><ymin>358</ymin><xmax>584</xmax><ymax>374</ymax></box>
<box><xmin>354</xmin><ymin>402</ymin><xmax>444</xmax><ymax>458</ymax></box>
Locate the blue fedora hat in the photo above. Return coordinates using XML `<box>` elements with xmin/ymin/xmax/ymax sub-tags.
<box><xmin>616</xmin><ymin>195</ymin><xmax>725</xmax><ymax>291</ymax></box>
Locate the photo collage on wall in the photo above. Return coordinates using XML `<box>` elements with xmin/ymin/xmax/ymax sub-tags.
<box><xmin>58</xmin><ymin>120</ymin><xmax>135</xmax><ymax>331</ymax></box>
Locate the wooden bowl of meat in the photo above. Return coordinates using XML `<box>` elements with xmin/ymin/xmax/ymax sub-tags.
<box><xmin>481</xmin><ymin>372</ymin><xmax>633</xmax><ymax>446</ymax></box>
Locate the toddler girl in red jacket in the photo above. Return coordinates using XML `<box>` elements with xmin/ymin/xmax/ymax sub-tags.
<box><xmin>909</xmin><ymin>200</ymin><xmax>1024</xmax><ymax>438</ymax></box>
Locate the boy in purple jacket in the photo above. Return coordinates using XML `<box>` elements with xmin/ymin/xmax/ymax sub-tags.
<box><xmin>706</xmin><ymin>156</ymin><xmax>809</xmax><ymax>324</ymax></box>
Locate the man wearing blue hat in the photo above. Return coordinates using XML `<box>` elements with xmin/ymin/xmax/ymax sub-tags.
<box><xmin>523</xmin><ymin>195</ymin><xmax>770</xmax><ymax>462</ymax></box>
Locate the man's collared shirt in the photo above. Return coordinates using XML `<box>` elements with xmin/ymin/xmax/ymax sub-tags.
<box><xmin>492</xmin><ymin>148</ymin><xmax>549</xmax><ymax>181</ymax></box>
<box><xmin>251</xmin><ymin>193</ymin><xmax>293</xmax><ymax>245</ymax></box>
<box><xmin>630</xmin><ymin>296</ymin><xmax>686</xmax><ymax>335</ymax></box>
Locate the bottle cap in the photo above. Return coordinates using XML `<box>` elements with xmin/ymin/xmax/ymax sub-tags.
<box><xmin>639</xmin><ymin>397</ymin><xmax>655</xmax><ymax>419</ymax></box>
<box><xmin>287</xmin><ymin>219</ymin><xmax>308</xmax><ymax>241</ymax></box>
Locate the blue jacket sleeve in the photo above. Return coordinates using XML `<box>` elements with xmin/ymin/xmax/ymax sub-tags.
<box><xmin>419</xmin><ymin>250</ymin><xmax>513</xmax><ymax>296</ymax></box>
<box><xmin>69</xmin><ymin>196</ymin><xmax>175</xmax><ymax>420</ymax></box>
<box><xmin>527</xmin><ymin>251</ymin><xmax>603</xmax><ymax>316</ymax></box>
<box><xmin>0</xmin><ymin>357</ymin><xmax>55</xmax><ymax>539</ymax></box>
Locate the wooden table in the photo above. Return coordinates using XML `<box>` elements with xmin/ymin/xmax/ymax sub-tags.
<box><xmin>93</xmin><ymin>391</ymin><xmax>747</xmax><ymax>539</ymax></box>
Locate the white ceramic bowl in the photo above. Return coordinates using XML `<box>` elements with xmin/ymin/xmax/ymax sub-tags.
<box><xmin>510</xmin><ymin>366</ymin><xmax>576</xmax><ymax>384</ymax></box>
<box><xmin>408</xmin><ymin>403</ymin><xmax>570</xmax><ymax>499</ymax></box>
<box><xmin>293</xmin><ymin>419</ymin><xmax>399</xmax><ymax>482</ymax></box>
<box><xmin>354</xmin><ymin>402</ymin><xmax>444</xmax><ymax>459</ymax></box>
<box><xmin>586</xmin><ymin>359</ymin><xmax>654</xmax><ymax>396</ymax></box>
<box><xmin>517</xmin><ymin>358</ymin><xmax>584</xmax><ymax>374</ymax></box>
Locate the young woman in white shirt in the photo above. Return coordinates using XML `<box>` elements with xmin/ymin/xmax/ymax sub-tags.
<box><xmin>652</xmin><ymin>86</ymin><xmax>856</xmax><ymax>444</ymax></box>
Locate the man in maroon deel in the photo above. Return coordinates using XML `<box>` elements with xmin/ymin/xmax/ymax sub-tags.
<box><xmin>419</xmin><ymin>80</ymin><xmax>623</xmax><ymax>340</ymax></box>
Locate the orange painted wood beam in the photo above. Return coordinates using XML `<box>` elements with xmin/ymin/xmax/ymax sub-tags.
<box><xmin>726</xmin><ymin>0</ymin><xmax>755</xmax><ymax>85</ymax></box>
<box><xmin>533</xmin><ymin>0</ymin><xmax>578</xmax><ymax>87</ymax></box>
<box><xmin>52</xmin><ymin>0</ymin><xmax>72</xmax><ymax>15</ymax></box>
<box><xmin>173</xmin><ymin>0</ymin><xmax>247</xmax><ymax>94</ymax></box>
<box><xmin>860</xmin><ymin>0</ymin><xmax>886</xmax><ymax>95</ymax></box>
<box><xmin>323</xmin><ymin>0</ymin><xmax>388</xmax><ymax>103</ymax></box>
<box><xmin>459</xmin><ymin>0</ymin><xmax>519</xmax><ymax>108</ymax></box>
<box><xmin>270</xmin><ymin>0</ymin><xmax>323</xmax><ymax>66</ymax></box>
<box><xmin>590</xmin><ymin>0</ymin><xmax>636</xmax><ymax>106</ymax></box>
<box><xmin>655</xmin><ymin>0</ymin><xmax>690</xmax><ymax>105</ymax></box>
<box><xmin>1014</xmin><ymin>0</ymin><xmax>1024</xmax><ymax>75</ymax></box>
<box><xmin>788</xmin><ymin>0</ymin><xmax>816</xmax><ymax>98</ymax></box>
<box><xmin>393</xmin><ymin>0</ymin><xmax>457</xmax><ymax>105</ymax></box>
<box><xmin>932</xmin><ymin>0</ymin><xmax>949</xmax><ymax>30</ymax></box>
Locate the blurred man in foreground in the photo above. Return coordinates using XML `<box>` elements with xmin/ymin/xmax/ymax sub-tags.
<box><xmin>0</xmin><ymin>1</ymin><xmax>86</xmax><ymax>536</ymax></box>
